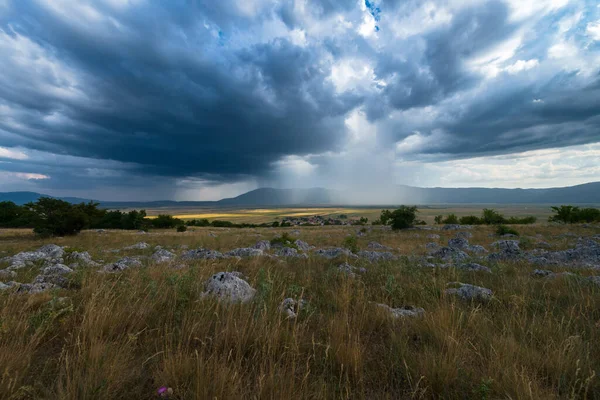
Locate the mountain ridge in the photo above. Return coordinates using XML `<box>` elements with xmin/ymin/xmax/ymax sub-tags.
<box><xmin>1</xmin><ymin>182</ymin><xmax>599</xmax><ymax>207</ymax></box>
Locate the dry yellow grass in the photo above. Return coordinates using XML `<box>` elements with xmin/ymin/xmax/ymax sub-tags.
<box><xmin>1</xmin><ymin>222</ymin><xmax>599</xmax><ymax>399</ymax></box>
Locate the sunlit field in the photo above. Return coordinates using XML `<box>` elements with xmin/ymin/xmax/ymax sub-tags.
<box><xmin>140</xmin><ymin>204</ymin><xmax>562</xmax><ymax>224</ymax></box>
<box><xmin>1</xmin><ymin>220</ymin><xmax>600</xmax><ymax>399</ymax></box>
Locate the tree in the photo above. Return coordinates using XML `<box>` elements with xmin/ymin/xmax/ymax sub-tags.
<box><xmin>442</xmin><ymin>214</ymin><xmax>459</xmax><ymax>224</ymax></box>
<box><xmin>151</xmin><ymin>214</ymin><xmax>182</xmax><ymax>229</ymax></box>
<box><xmin>380</xmin><ymin>206</ymin><xmax>418</xmax><ymax>230</ymax></box>
<box><xmin>481</xmin><ymin>208</ymin><xmax>505</xmax><ymax>225</ymax></box>
<box><xmin>27</xmin><ymin>197</ymin><xmax>88</xmax><ymax>237</ymax></box>
<box><xmin>434</xmin><ymin>215</ymin><xmax>443</xmax><ymax>224</ymax></box>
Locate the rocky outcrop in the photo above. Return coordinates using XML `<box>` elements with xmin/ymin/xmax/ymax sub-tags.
<box><xmin>337</xmin><ymin>262</ymin><xmax>367</xmax><ymax>277</ymax></box>
<box><xmin>313</xmin><ymin>248</ymin><xmax>358</xmax><ymax>259</ymax></box>
<box><xmin>152</xmin><ymin>249</ymin><xmax>176</xmax><ymax>263</ymax></box>
<box><xmin>181</xmin><ymin>248</ymin><xmax>226</xmax><ymax>260</ymax></box>
<box><xmin>253</xmin><ymin>240</ymin><xmax>271</xmax><ymax>251</ymax></box>
<box><xmin>103</xmin><ymin>257</ymin><xmax>143</xmax><ymax>272</ymax></box>
<box><xmin>123</xmin><ymin>242</ymin><xmax>150</xmax><ymax>250</ymax></box>
<box><xmin>225</xmin><ymin>248</ymin><xmax>264</xmax><ymax>257</ymax></box>
<box><xmin>357</xmin><ymin>251</ymin><xmax>396</xmax><ymax>262</ymax></box>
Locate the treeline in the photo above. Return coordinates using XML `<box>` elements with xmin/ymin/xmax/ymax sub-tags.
<box><xmin>434</xmin><ymin>208</ymin><xmax>537</xmax><ymax>225</ymax></box>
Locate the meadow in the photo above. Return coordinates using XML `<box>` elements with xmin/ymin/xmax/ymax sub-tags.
<box><xmin>141</xmin><ymin>204</ymin><xmax>559</xmax><ymax>224</ymax></box>
<box><xmin>1</xmin><ymin>220</ymin><xmax>599</xmax><ymax>399</ymax></box>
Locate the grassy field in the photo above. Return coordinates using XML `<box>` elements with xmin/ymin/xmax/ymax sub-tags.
<box><xmin>1</xmin><ymin>222</ymin><xmax>600</xmax><ymax>399</ymax></box>
<box><xmin>142</xmin><ymin>204</ymin><xmax>561</xmax><ymax>224</ymax></box>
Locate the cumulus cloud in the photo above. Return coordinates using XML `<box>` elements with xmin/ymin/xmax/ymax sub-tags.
<box><xmin>0</xmin><ymin>0</ymin><xmax>598</xmax><ymax>199</ymax></box>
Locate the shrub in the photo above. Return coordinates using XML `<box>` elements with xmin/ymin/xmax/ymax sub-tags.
<box><xmin>27</xmin><ymin>198</ymin><xmax>88</xmax><ymax>237</ymax></box>
<box><xmin>506</xmin><ymin>216</ymin><xmax>537</xmax><ymax>224</ymax></box>
<box><xmin>459</xmin><ymin>215</ymin><xmax>482</xmax><ymax>225</ymax></box>
<box><xmin>211</xmin><ymin>220</ymin><xmax>235</xmax><ymax>228</ymax></box>
<box><xmin>272</xmin><ymin>221</ymin><xmax>280</xmax><ymax>227</ymax></box>
<box><xmin>550</xmin><ymin>206</ymin><xmax>600</xmax><ymax>223</ymax></box>
<box><xmin>442</xmin><ymin>214</ymin><xmax>459</xmax><ymax>224</ymax></box>
<box><xmin>496</xmin><ymin>225</ymin><xmax>519</xmax><ymax>236</ymax></box>
<box><xmin>176</xmin><ymin>225</ymin><xmax>187</xmax><ymax>232</ymax></box>
<box><xmin>342</xmin><ymin>235</ymin><xmax>359</xmax><ymax>253</ymax></box>
<box><xmin>151</xmin><ymin>214</ymin><xmax>183</xmax><ymax>229</ymax></box>
<box><xmin>380</xmin><ymin>206</ymin><xmax>418</xmax><ymax>230</ymax></box>
<box><xmin>482</xmin><ymin>209</ymin><xmax>505</xmax><ymax>225</ymax></box>
<box><xmin>434</xmin><ymin>215</ymin><xmax>443</xmax><ymax>224</ymax></box>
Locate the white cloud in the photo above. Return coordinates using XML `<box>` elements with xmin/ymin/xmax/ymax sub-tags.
<box><xmin>0</xmin><ymin>146</ymin><xmax>27</xmax><ymax>160</ymax></box>
<box><xmin>504</xmin><ymin>59</ymin><xmax>539</xmax><ymax>74</ymax></box>
<box><xmin>587</xmin><ymin>20</ymin><xmax>600</xmax><ymax>41</ymax></box>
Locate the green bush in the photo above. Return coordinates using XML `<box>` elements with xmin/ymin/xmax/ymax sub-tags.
<box><xmin>482</xmin><ymin>208</ymin><xmax>505</xmax><ymax>225</ymax></box>
<box><xmin>176</xmin><ymin>225</ymin><xmax>187</xmax><ymax>232</ymax></box>
<box><xmin>496</xmin><ymin>225</ymin><xmax>519</xmax><ymax>236</ymax></box>
<box><xmin>442</xmin><ymin>214</ymin><xmax>459</xmax><ymax>224</ymax></box>
<box><xmin>380</xmin><ymin>206</ymin><xmax>418</xmax><ymax>230</ymax></box>
<box><xmin>434</xmin><ymin>215</ymin><xmax>443</xmax><ymax>224</ymax></box>
<box><xmin>151</xmin><ymin>214</ymin><xmax>183</xmax><ymax>229</ymax></box>
<box><xmin>506</xmin><ymin>216</ymin><xmax>537</xmax><ymax>224</ymax></box>
<box><xmin>459</xmin><ymin>215</ymin><xmax>482</xmax><ymax>225</ymax></box>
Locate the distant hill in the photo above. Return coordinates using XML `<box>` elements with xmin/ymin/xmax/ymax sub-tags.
<box><xmin>1</xmin><ymin>182</ymin><xmax>599</xmax><ymax>207</ymax></box>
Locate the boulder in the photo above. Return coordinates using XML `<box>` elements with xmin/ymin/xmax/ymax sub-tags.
<box><xmin>432</xmin><ymin>247</ymin><xmax>470</xmax><ymax>262</ymax></box>
<box><xmin>103</xmin><ymin>257</ymin><xmax>143</xmax><ymax>272</ymax></box>
<box><xmin>367</xmin><ymin>241</ymin><xmax>392</xmax><ymax>250</ymax></box>
<box><xmin>313</xmin><ymin>248</ymin><xmax>358</xmax><ymax>259</ymax></box>
<box><xmin>467</xmin><ymin>245</ymin><xmax>488</xmax><ymax>254</ymax></box>
<box><xmin>376</xmin><ymin>303</ymin><xmax>425</xmax><ymax>318</ymax></box>
<box><xmin>427</xmin><ymin>234</ymin><xmax>441</xmax><ymax>240</ymax></box>
<box><xmin>294</xmin><ymin>240</ymin><xmax>311</xmax><ymax>252</ymax></box>
<box><xmin>225</xmin><ymin>248</ymin><xmax>264</xmax><ymax>257</ymax></box>
<box><xmin>458</xmin><ymin>263</ymin><xmax>492</xmax><ymax>273</ymax></box>
<box><xmin>456</xmin><ymin>231</ymin><xmax>473</xmax><ymax>239</ymax></box>
<box><xmin>152</xmin><ymin>249</ymin><xmax>176</xmax><ymax>263</ymax></box>
<box><xmin>181</xmin><ymin>248</ymin><xmax>226</xmax><ymax>260</ymax></box>
<box><xmin>445</xmin><ymin>283</ymin><xmax>492</xmax><ymax>302</ymax></box>
<box><xmin>67</xmin><ymin>251</ymin><xmax>98</xmax><ymax>267</ymax></box>
<box><xmin>488</xmin><ymin>240</ymin><xmax>521</xmax><ymax>262</ymax></box>
<box><xmin>202</xmin><ymin>272</ymin><xmax>256</xmax><ymax>303</ymax></box>
<box><xmin>124</xmin><ymin>242</ymin><xmax>150</xmax><ymax>250</ymax></box>
<box><xmin>0</xmin><ymin>269</ymin><xmax>16</xmax><ymax>280</ymax></box>
<box><xmin>276</xmin><ymin>247</ymin><xmax>308</xmax><ymax>258</ymax></box>
<box><xmin>357</xmin><ymin>251</ymin><xmax>396</xmax><ymax>262</ymax></box>
<box><xmin>448</xmin><ymin>237</ymin><xmax>469</xmax><ymax>250</ymax></box>
<box><xmin>41</xmin><ymin>264</ymin><xmax>73</xmax><ymax>276</ymax></box>
<box><xmin>253</xmin><ymin>240</ymin><xmax>271</xmax><ymax>251</ymax></box>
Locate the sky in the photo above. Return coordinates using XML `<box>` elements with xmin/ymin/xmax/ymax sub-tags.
<box><xmin>0</xmin><ymin>0</ymin><xmax>599</xmax><ymax>201</ymax></box>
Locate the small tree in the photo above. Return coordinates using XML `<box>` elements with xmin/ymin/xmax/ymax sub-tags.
<box><xmin>342</xmin><ymin>235</ymin><xmax>359</xmax><ymax>253</ymax></box>
<box><xmin>380</xmin><ymin>206</ymin><xmax>418</xmax><ymax>230</ymax></box>
<box><xmin>442</xmin><ymin>214</ymin><xmax>459</xmax><ymax>224</ymax></box>
<box><xmin>27</xmin><ymin>198</ymin><xmax>88</xmax><ymax>237</ymax></box>
<box><xmin>434</xmin><ymin>215</ymin><xmax>443</xmax><ymax>224</ymax></box>
<box><xmin>482</xmin><ymin>208</ymin><xmax>505</xmax><ymax>225</ymax></box>
<box><xmin>176</xmin><ymin>225</ymin><xmax>187</xmax><ymax>232</ymax></box>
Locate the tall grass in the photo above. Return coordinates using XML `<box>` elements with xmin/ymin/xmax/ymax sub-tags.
<box><xmin>0</xmin><ymin>224</ymin><xmax>599</xmax><ymax>399</ymax></box>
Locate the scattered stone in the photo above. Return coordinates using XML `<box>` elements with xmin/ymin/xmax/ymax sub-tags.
<box><xmin>445</xmin><ymin>282</ymin><xmax>493</xmax><ymax>302</ymax></box>
<box><xmin>294</xmin><ymin>240</ymin><xmax>311</xmax><ymax>252</ymax></box>
<box><xmin>427</xmin><ymin>234</ymin><xmax>441</xmax><ymax>240</ymax></box>
<box><xmin>532</xmin><ymin>269</ymin><xmax>554</xmax><ymax>277</ymax></box>
<box><xmin>152</xmin><ymin>249</ymin><xmax>176</xmax><ymax>263</ymax></box>
<box><xmin>458</xmin><ymin>263</ymin><xmax>492</xmax><ymax>273</ymax></box>
<box><xmin>202</xmin><ymin>272</ymin><xmax>256</xmax><ymax>303</ymax></box>
<box><xmin>208</xmin><ymin>232</ymin><xmax>218</xmax><ymax>238</ymax></box>
<box><xmin>357</xmin><ymin>251</ymin><xmax>396</xmax><ymax>262</ymax></box>
<box><xmin>488</xmin><ymin>240</ymin><xmax>521</xmax><ymax>262</ymax></box>
<box><xmin>124</xmin><ymin>242</ymin><xmax>150</xmax><ymax>250</ymax></box>
<box><xmin>456</xmin><ymin>231</ymin><xmax>473</xmax><ymax>239</ymax></box>
<box><xmin>16</xmin><ymin>282</ymin><xmax>57</xmax><ymax>294</ymax></box>
<box><xmin>426</xmin><ymin>242</ymin><xmax>440</xmax><ymax>252</ymax></box>
<box><xmin>67</xmin><ymin>251</ymin><xmax>99</xmax><ymax>267</ymax></box>
<box><xmin>275</xmin><ymin>247</ymin><xmax>308</xmax><ymax>258</ymax></box>
<box><xmin>467</xmin><ymin>245</ymin><xmax>488</xmax><ymax>254</ymax></box>
<box><xmin>357</xmin><ymin>231</ymin><xmax>366</xmax><ymax>237</ymax></box>
<box><xmin>38</xmin><ymin>244</ymin><xmax>66</xmax><ymax>259</ymax></box>
<box><xmin>279</xmin><ymin>298</ymin><xmax>306</xmax><ymax>319</ymax></box>
<box><xmin>225</xmin><ymin>248</ymin><xmax>264</xmax><ymax>257</ymax></box>
<box><xmin>442</xmin><ymin>224</ymin><xmax>471</xmax><ymax>231</ymax></box>
<box><xmin>103</xmin><ymin>257</ymin><xmax>143</xmax><ymax>272</ymax></box>
<box><xmin>253</xmin><ymin>240</ymin><xmax>271</xmax><ymax>251</ymax></box>
<box><xmin>181</xmin><ymin>248</ymin><xmax>226</xmax><ymax>260</ymax></box>
<box><xmin>291</xmin><ymin>230</ymin><xmax>301</xmax><ymax>236</ymax></box>
<box><xmin>33</xmin><ymin>273</ymin><xmax>69</xmax><ymax>288</ymax></box>
<box><xmin>367</xmin><ymin>241</ymin><xmax>392</xmax><ymax>250</ymax></box>
<box><xmin>448</xmin><ymin>237</ymin><xmax>469</xmax><ymax>250</ymax></box>
<box><xmin>526</xmin><ymin>239</ymin><xmax>600</xmax><ymax>267</ymax></box>
<box><xmin>0</xmin><ymin>269</ymin><xmax>16</xmax><ymax>280</ymax></box>
<box><xmin>313</xmin><ymin>248</ymin><xmax>358</xmax><ymax>259</ymax></box>
<box><xmin>42</xmin><ymin>264</ymin><xmax>73</xmax><ymax>276</ymax></box>
<box><xmin>338</xmin><ymin>262</ymin><xmax>367</xmax><ymax>277</ymax></box>
<box><xmin>432</xmin><ymin>247</ymin><xmax>470</xmax><ymax>262</ymax></box>
<box><xmin>376</xmin><ymin>303</ymin><xmax>425</xmax><ymax>318</ymax></box>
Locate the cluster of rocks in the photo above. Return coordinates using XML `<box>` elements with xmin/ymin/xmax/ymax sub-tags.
<box><xmin>375</xmin><ymin>303</ymin><xmax>425</xmax><ymax>318</ymax></box>
<box><xmin>445</xmin><ymin>282</ymin><xmax>493</xmax><ymax>302</ymax></box>
<box><xmin>338</xmin><ymin>262</ymin><xmax>367</xmax><ymax>277</ymax></box>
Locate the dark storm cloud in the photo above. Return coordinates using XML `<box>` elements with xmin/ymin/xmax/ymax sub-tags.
<box><xmin>0</xmin><ymin>0</ymin><xmax>599</xmax><ymax>196</ymax></box>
